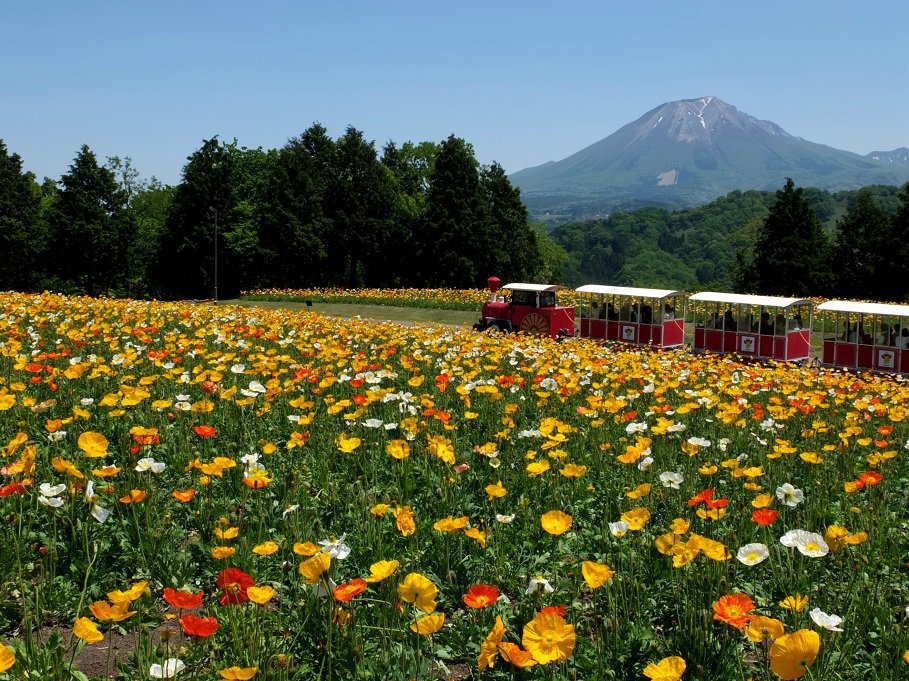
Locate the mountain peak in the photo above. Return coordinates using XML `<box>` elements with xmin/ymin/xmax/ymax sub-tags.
<box><xmin>636</xmin><ymin>96</ymin><xmax>791</xmax><ymax>146</ymax></box>
<box><xmin>510</xmin><ymin>97</ymin><xmax>909</xmax><ymax>219</ymax></box>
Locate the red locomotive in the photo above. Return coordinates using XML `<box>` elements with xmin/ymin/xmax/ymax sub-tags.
<box><xmin>473</xmin><ymin>277</ymin><xmax>575</xmax><ymax>338</ymax></box>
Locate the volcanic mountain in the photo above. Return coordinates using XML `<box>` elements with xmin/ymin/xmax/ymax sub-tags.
<box><xmin>511</xmin><ymin>96</ymin><xmax>909</xmax><ymax>218</ymax></box>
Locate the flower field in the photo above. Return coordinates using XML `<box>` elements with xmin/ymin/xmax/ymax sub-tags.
<box><xmin>2</xmin><ymin>291</ymin><xmax>909</xmax><ymax>680</ymax></box>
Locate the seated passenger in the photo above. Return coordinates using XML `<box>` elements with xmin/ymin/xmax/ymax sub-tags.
<box><xmin>790</xmin><ymin>314</ymin><xmax>804</xmax><ymax>331</ymax></box>
<box><xmin>901</xmin><ymin>328</ymin><xmax>909</xmax><ymax>349</ymax></box>
<box><xmin>607</xmin><ymin>302</ymin><xmax>618</xmax><ymax>320</ymax></box>
<box><xmin>723</xmin><ymin>310</ymin><xmax>736</xmax><ymax>330</ymax></box>
<box><xmin>641</xmin><ymin>304</ymin><xmax>653</xmax><ymax>325</ymax></box>
<box><xmin>759</xmin><ymin>312</ymin><xmax>774</xmax><ymax>335</ymax></box>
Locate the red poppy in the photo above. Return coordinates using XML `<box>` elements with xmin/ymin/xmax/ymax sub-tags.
<box><xmin>332</xmin><ymin>578</ymin><xmax>367</xmax><ymax>603</ymax></box>
<box><xmin>202</xmin><ymin>380</ymin><xmax>219</xmax><ymax>395</ymax></box>
<box><xmin>163</xmin><ymin>587</ymin><xmax>204</xmax><ymax>610</ymax></box>
<box><xmin>858</xmin><ymin>471</ymin><xmax>883</xmax><ymax>486</ymax></box>
<box><xmin>463</xmin><ymin>584</ymin><xmax>500</xmax><ymax>609</ymax></box>
<box><xmin>705</xmin><ymin>495</ymin><xmax>729</xmax><ymax>509</ymax></box>
<box><xmin>751</xmin><ymin>509</ymin><xmax>778</xmax><ymax>526</ymax></box>
<box><xmin>193</xmin><ymin>425</ymin><xmax>217</xmax><ymax>438</ymax></box>
<box><xmin>687</xmin><ymin>488</ymin><xmax>716</xmax><ymax>507</ymax></box>
<box><xmin>539</xmin><ymin>604</ymin><xmax>567</xmax><ymax>617</ymax></box>
<box><xmin>217</xmin><ymin>568</ymin><xmax>255</xmax><ymax>605</ymax></box>
<box><xmin>179</xmin><ymin>613</ymin><xmax>219</xmax><ymax>637</ymax></box>
<box><xmin>0</xmin><ymin>481</ymin><xmax>30</xmax><ymax>497</ymax></box>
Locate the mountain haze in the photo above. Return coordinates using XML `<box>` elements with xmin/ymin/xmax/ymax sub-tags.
<box><xmin>512</xmin><ymin>97</ymin><xmax>909</xmax><ymax>220</ymax></box>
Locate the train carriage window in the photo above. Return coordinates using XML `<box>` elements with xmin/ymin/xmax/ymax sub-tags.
<box><xmin>539</xmin><ymin>291</ymin><xmax>556</xmax><ymax>308</ymax></box>
<box><xmin>511</xmin><ymin>290</ymin><xmax>535</xmax><ymax>307</ymax></box>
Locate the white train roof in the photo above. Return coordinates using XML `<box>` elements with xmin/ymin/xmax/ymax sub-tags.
<box><xmin>818</xmin><ymin>300</ymin><xmax>909</xmax><ymax>317</ymax></box>
<box><xmin>576</xmin><ymin>284</ymin><xmax>684</xmax><ymax>299</ymax></box>
<box><xmin>689</xmin><ymin>291</ymin><xmax>811</xmax><ymax>308</ymax></box>
<box><xmin>502</xmin><ymin>283</ymin><xmax>564</xmax><ymax>292</ymax></box>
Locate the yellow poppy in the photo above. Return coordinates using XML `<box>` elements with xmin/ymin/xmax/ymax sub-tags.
<box><xmin>540</xmin><ymin>510</ymin><xmax>573</xmax><ymax>536</ymax></box>
<box><xmin>478</xmin><ymin>615</ymin><xmax>506</xmax><ymax>670</ymax></box>
<box><xmin>433</xmin><ymin>516</ymin><xmax>469</xmax><ymax>533</ymax></box>
<box><xmin>298</xmin><ymin>553</ymin><xmax>331</xmax><ymax>584</ymax></box>
<box><xmin>769</xmin><ymin>629</ymin><xmax>820</xmax><ymax>680</ymax></box>
<box><xmin>211</xmin><ymin>547</ymin><xmax>236</xmax><ymax>559</ymax></box>
<box><xmin>293</xmin><ymin>541</ymin><xmax>321</xmax><ymax>556</ymax></box>
<box><xmin>522</xmin><ymin>612</ymin><xmax>576</xmax><ymax>664</ymax></box>
<box><xmin>77</xmin><ymin>431</ymin><xmax>109</xmax><ymax>458</ymax></box>
<box><xmin>620</xmin><ymin>507</ymin><xmax>651</xmax><ymax>530</ymax></box>
<box><xmin>581</xmin><ymin>561</ymin><xmax>614</xmax><ymax>589</ymax></box>
<box><xmin>397</xmin><ymin>573</ymin><xmax>438</xmax><ymax>613</ymax></box>
<box><xmin>247</xmin><ymin>586</ymin><xmax>275</xmax><ymax>605</ymax></box>
<box><xmin>410</xmin><ymin>612</ymin><xmax>445</xmax><ymax>635</ymax></box>
<box><xmin>252</xmin><ymin>541</ymin><xmax>280</xmax><ymax>556</ymax></box>
<box><xmin>73</xmin><ymin>617</ymin><xmax>104</xmax><ymax>644</ymax></box>
<box><xmin>219</xmin><ymin>666</ymin><xmax>258</xmax><ymax>680</ymax></box>
<box><xmin>745</xmin><ymin>616</ymin><xmax>785</xmax><ymax>643</ymax></box>
<box><xmin>364</xmin><ymin>559</ymin><xmax>399</xmax><ymax>583</ymax></box>
<box><xmin>386</xmin><ymin>439</ymin><xmax>410</xmax><ymax>460</ymax></box>
<box><xmin>485</xmin><ymin>481</ymin><xmax>507</xmax><ymax>499</ymax></box>
<box><xmin>643</xmin><ymin>656</ymin><xmax>686</xmax><ymax>681</ymax></box>
<box><xmin>0</xmin><ymin>644</ymin><xmax>16</xmax><ymax>673</ymax></box>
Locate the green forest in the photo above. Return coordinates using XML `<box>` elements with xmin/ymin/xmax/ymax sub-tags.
<box><xmin>3</xmin><ymin>131</ymin><xmax>909</xmax><ymax>301</ymax></box>
<box><xmin>0</xmin><ymin>130</ymin><xmax>561</xmax><ymax>299</ymax></box>
<box><xmin>554</xmin><ymin>182</ymin><xmax>909</xmax><ymax>300</ymax></box>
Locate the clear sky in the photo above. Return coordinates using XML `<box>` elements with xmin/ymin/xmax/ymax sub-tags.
<box><xmin>4</xmin><ymin>1</ymin><xmax>907</xmax><ymax>186</ymax></box>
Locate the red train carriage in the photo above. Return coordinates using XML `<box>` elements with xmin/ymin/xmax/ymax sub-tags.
<box><xmin>817</xmin><ymin>300</ymin><xmax>909</xmax><ymax>374</ymax></box>
<box><xmin>473</xmin><ymin>277</ymin><xmax>575</xmax><ymax>338</ymax></box>
<box><xmin>575</xmin><ymin>285</ymin><xmax>687</xmax><ymax>348</ymax></box>
<box><xmin>690</xmin><ymin>292</ymin><xmax>813</xmax><ymax>362</ymax></box>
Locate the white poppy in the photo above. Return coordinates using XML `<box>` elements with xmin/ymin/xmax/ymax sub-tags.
<box><xmin>525</xmin><ymin>577</ymin><xmax>554</xmax><ymax>595</ymax></box>
<box><xmin>149</xmin><ymin>658</ymin><xmax>186</xmax><ymax>678</ymax></box>
<box><xmin>135</xmin><ymin>458</ymin><xmax>166</xmax><ymax>474</ymax></box>
<box><xmin>775</xmin><ymin>483</ymin><xmax>804</xmax><ymax>507</ymax></box>
<box><xmin>495</xmin><ymin>513</ymin><xmax>516</xmax><ymax>524</ymax></box>
<box><xmin>659</xmin><ymin>471</ymin><xmax>684</xmax><ymax>489</ymax></box>
<box><xmin>809</xmin><ymin>607</ymin><xmax>843</xmax><ymax>632</ymax></box>
<box><xmin>736</xmin><ymin>543</ymin><xmax>770</xmax><ymax>566</ymax></box>
<box><xmin>319</xmin><ymin>534</ymin><xmax>351</xmax><ymax>560</ymax></box>
<box><xmin>609</xmin><ymin>521</ymin><xmax>630</xmax><ymax>538</ymax></box>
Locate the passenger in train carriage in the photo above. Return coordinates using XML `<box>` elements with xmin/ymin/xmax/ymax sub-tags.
<box><xmin>723</xmin><ymin>310</ymin><xmax>736</xmax><ymax>330</ymax></box>
<box><xmin>607</xmin><ymin>302</ymin><xmax>618</xmax><ymax>320</ymax></box>
<box><xmin>900</xmin><ymin>328</ymin><xmax>909</xmax><ymax>349</ymax></box>
<box><xmin>759</xmin><ymin>312</ymin><xmax>774</xmax><ymax>335</ymax></box>
<box><xmin>846</xmin><ymin>323</ymin><xmax>857</xmax><ymax>342</ymax></box>
<box><xmin>663</xmin><ymin>303</ymin><xmax>675</xmax><ymax>320</ymax></box>
<box><xmin>774</xmin><ymin>314</ymin><xmax>786</xmax><ymax>334</ymax></box>
<box><xmin>706</xmin><ymin>312</ymin><xmax>721</xmax><ymax>329</ymax></box>
<box><xmin>789</xmin><ymin>313</ymin><xmax>804</xmax><ymax>330</ymax></box>
<box><xmin>876</xmin><ymin>323</ymin><xmax>892</xmax><ymax>345</ymax></box>
<box><xmin>641</xmin><ymin>304</ymin><xmax>653</xmax><ymax>325</ymax></box>
<box><xmin>739</xmin><ymin>312</ymin><xmax>753</xmax><ymax>332</ymax></box>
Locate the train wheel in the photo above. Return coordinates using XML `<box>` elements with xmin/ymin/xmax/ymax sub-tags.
<box><xmin>520</xmin><ymin>313</ymin><xmax>550</xmax><ymax>335</ymax></box>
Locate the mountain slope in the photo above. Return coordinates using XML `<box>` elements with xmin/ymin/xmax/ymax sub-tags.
<box><xmin>512</xmin><ymin>97</ymin><xmax>909</xmax><ymax>218</ymax></box>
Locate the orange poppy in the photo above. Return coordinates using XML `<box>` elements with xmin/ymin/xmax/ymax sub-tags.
<box><xmin>858</xmin><ymin>471</ymin><xmax>883</xmax><ymax>486</ymax></box>
<box><xmin>163</xmin><ymin>587</ymin><xmax>204</xmax><ymax>610</ymax></box>
<box><xmin>712</xmin><ymin>593</ymin><xmax>755</xmax><ymax>628</ymax></box>
<box><xmin>193</xmin><ymin>425</ymin><xmax>217</xmax><ymax>438</ymax></box>
<box><xmin>463</xmin><ymin>584</ymin><xmax>499</xmax><ymax>609</ymax></box>
<box><xmin>173</xmin><ymin>489</ymin><xmax>196</xmax><ymax>503</ymax></box>
<box><xmin>752</xmin><ymin>509</ymin><xmax>778</xmax><ymax>526</ymax></box>
<box><xmin>333</xmin><ymin>579</ymin><xmax>367</xmax><ymax>603</ymax></box>
<box><xmin>179</xmin><ymin>613</ymin><xmax>220</xmax><ymax>637</ymax></box>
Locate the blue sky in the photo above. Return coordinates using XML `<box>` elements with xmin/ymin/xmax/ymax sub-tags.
<box><xmin>4</xmin><ymin>1</ymin><xmax>907</xmax><ymax>185</ymax></box>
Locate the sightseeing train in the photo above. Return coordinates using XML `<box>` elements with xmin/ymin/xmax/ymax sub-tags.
<box><xmin>473</xmin><ymin>276</ymin><xmax>909</xmax><ymax>376</ymax></box>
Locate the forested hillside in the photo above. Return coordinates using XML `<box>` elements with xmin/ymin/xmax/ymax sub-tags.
<box><xmin>0</xmin><ymin>132</ymin><xmax>564</xmax><ymax>299</ymax></box>
<box><xmin>551</xmin><ymin>185</ymin><xmax>906</xmax><ymax>291</ymax></box>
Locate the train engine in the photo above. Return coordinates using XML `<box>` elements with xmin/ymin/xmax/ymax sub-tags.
<box><xmin>473</xmin><ymin>277</ymin><xmax>575</xmax><ymax>338</ymax></box>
